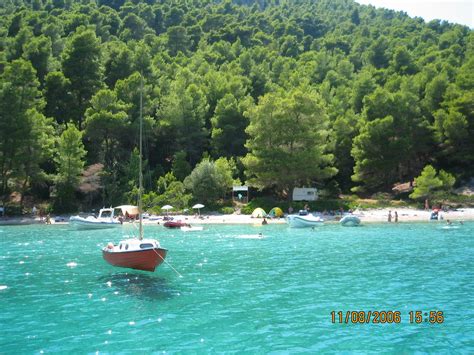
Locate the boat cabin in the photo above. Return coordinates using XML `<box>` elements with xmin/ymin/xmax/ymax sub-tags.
<box><xmin>98</xmin><ymin>208</ymin><xmax>115</xmax><ymax>219</ymax></box>
<box><xmin>112</xmin><ymin>239</ymin><xmax>160</xmax><ymax>252</ymax></box>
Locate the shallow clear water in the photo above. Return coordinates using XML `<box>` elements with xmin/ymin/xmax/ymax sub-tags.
<box><xmin>1</xmin><ymin>221</ymin><xmax>473</xmax><ymax>353</ymax></box>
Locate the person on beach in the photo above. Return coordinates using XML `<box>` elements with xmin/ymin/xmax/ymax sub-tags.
<box><xmin>394</xmin><ymin>211</ymin><xmax>398</xmax><ymax>223</ymax></box>
<box><xmin>388</xmin><ymin>210</ymin><xmax>392</xmax><ymax>222</ymax></box>
<box><xmin>262</xmin><ymin>217</ymin><xmax>268</xmax><ymax>225</ymax></box>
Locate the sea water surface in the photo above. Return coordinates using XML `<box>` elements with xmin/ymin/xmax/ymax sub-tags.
<box><xmin>0</xmin><ymin>221</ymin><xmax>473</xmax><ymax>353</ymax></box>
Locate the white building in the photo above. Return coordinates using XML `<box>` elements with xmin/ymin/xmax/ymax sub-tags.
<box><xmin>292</xmin><ymin>187</ymin><xmax>318</xmax><ymax>201</ymax></box>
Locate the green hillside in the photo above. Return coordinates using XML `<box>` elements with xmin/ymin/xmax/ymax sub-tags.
<box><xmin>0</xmin><ymin>0</ymin><xmax>472</xmax><ymax>212</ymax></box>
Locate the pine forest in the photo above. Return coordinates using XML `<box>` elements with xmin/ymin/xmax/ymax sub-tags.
<box><xmin>0</xmin><ymin>0</ymin><xmax>473</xmax><ymax>213</ymax></box>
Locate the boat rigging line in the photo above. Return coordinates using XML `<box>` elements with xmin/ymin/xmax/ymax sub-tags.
<box><xmin>154</xmin><ymin>249</ymin><xmax>183</xmax><ymax>278</ymax></box>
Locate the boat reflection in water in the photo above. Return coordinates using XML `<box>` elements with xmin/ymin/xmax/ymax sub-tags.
<box><xmin>99</xmin><ymin>273</ymin><xmax>176</xmax><ymax>301</ymax></box>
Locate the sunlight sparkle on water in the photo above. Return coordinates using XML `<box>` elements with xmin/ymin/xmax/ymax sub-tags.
<box><xmin>1</xmin><ymin>222</ymin><xmax>473</xmax><ymax>353</ymax></box>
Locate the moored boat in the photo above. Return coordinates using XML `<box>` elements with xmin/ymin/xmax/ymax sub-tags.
<box><xmin>164</xmin><ymin>220</ymin><xmax>190</xmax><ymax>229</ymax></box>
<box><xmin>102</xmin><ymin>75</ymin><xmax>167</xmax><ymax>272</ymax></box>
<box><xmin>70</xmin><ymin>208</ymin><xmax>122</xmax><ymax>230</ymax></box>
<box><xmin>339</xmin><ymin>214</ymin><xmax>361</xmax><ymax>226</ymax></box>
<box><xmin>102</xmin><ymin>238</ymin><xmax>167</xmax><ymax>272</ymax></box>
<box><xmin>286</xmin><ymin>210</ymin><xmax>324</xmax><ymax>228</ymax></box>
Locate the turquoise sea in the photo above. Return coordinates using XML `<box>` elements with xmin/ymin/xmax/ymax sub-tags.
<box><xmin>1</xmin><ymin>221</ymin><xmax>473</xmax><ymax>353</ymax></box>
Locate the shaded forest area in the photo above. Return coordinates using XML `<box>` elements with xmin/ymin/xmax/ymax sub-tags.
<box><xmin>0</xmin><ymin>0</ymin><xmax>472</xmax><ymax>213</ymax></box>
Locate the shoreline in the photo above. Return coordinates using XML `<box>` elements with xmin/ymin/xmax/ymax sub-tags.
<box><xmin>166</xmin><ymin>207</ymin><xmax>473</xmax><ymax>225</ymax></box>
<box><xmin>1</xmin><ymin>207</ymin><xmax>473</xmax><ymax>226</ymax></box>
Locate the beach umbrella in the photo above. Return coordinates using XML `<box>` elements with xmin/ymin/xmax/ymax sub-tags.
<box><xmin>161</xmin><ymin>205</ymin><xmax>173</xmax><ymax>215</ymax></box>
<box><xmin>116</xmin><ymin>205</ymin><xmax>139</xmax><ymax>217</ymax></box>
<box><xmin>192</xmin><ymin>203</ymin><xmax>205</xmax><ymax>216</ymax></box>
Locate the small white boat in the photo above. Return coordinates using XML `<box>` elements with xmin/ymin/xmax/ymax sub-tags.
<box><xmin>339</xmin><ymin>214</ymin><xmax>361</xmax><ymax>226</ymax></box>
<box><xmin>69</xmin><ymin>208</ymin><xmax>122</xmax><ymax>230</ymax></box>
<box><xmin>286</xmin><ymin>211</ymin><xmax>324</xmax><ymax>228</ymax></box>
<box><xmin>180</xmin><ymin>226</ymin><xmax>204</xmax><ymax>232</ymax></box>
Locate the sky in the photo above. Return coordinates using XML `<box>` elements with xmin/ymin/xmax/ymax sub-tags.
<box><xmin>355</xmin><ymin>0</ymin><xmax>473</xmax><ymax>28</ymax></box>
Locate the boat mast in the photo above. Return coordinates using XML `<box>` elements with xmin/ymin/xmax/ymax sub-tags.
<box><xmin>138</xmin><ymin>73</ymin><xmax>144</xmax><ymax>240</ymax></box>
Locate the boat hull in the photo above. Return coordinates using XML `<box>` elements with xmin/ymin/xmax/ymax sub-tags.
<box><xmin>70</xmin><ymin>218</ymin><xmax>122</xmax><ymax>230</ymax></box>
<box><xmin>286</xmin><ymin>215</ymin><xmax>324</xmax><ymax>228</ymax></box>
<box><xmin>69</xmin><ymin>222</ymin><xmax>121</xmax><ymax>230</ymax></box>
<box><xmin>163</xmin><ymin>221</ymin><xmax>189</xmax><ymax>228</ymax></box>
<box><xmin>340</xmin><ymin>215</ymin><xmax>361</xmax><ymax>226</ymax></box>
<box><xmin>102</xmin><ymin>248</ymin><xmax>167</xmax><ymax>272</ymax></box>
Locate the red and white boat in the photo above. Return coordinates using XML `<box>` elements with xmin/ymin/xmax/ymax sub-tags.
<box><xmin>163</xmin><ymin>220</ymin><xmax>190</xmax><ymax>229</ymax></box>
<box><xmin>102</xmin><ymin>238</ymin><xmax>167</xmax><ymax>272</ymax></box>
<box><xmin>102</xmin><ymin>76</ymin><xmax>167</xmax><ymax>272</ymax></box>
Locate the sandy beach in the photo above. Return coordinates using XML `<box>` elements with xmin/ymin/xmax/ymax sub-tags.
<box><xmin>341</xmin><ymin>207</ymin><xmax>474</xmax><ymax>223</ymax></box>
<box><xmin>1</xmin><ymin>207</ymin><xmax>473</xmax><ymax>226</ymax></box>
<box><xmin>162</xmin><ymin>207</ymin><xmax>474</xmax><ymax>225</ymax></box>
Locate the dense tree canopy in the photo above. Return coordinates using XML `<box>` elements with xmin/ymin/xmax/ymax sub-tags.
<box><xmin>409</xmin><ymin>165</ymin><xmax>455</xmax><ymax>201</ymax></box>
<box><xmin>0</xmin><ymin>0</ymin><xmax>472</xmax><ymax>211</ymax></box>
<box><xmin>53</xmin><ymin>125</ymin><xmax>86</xmax><ymax>212</ymax></box>
<box><xmin>243</xmin><ymin>86</ymin><xmax>336</xmax><ymax>199</ymax></box>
